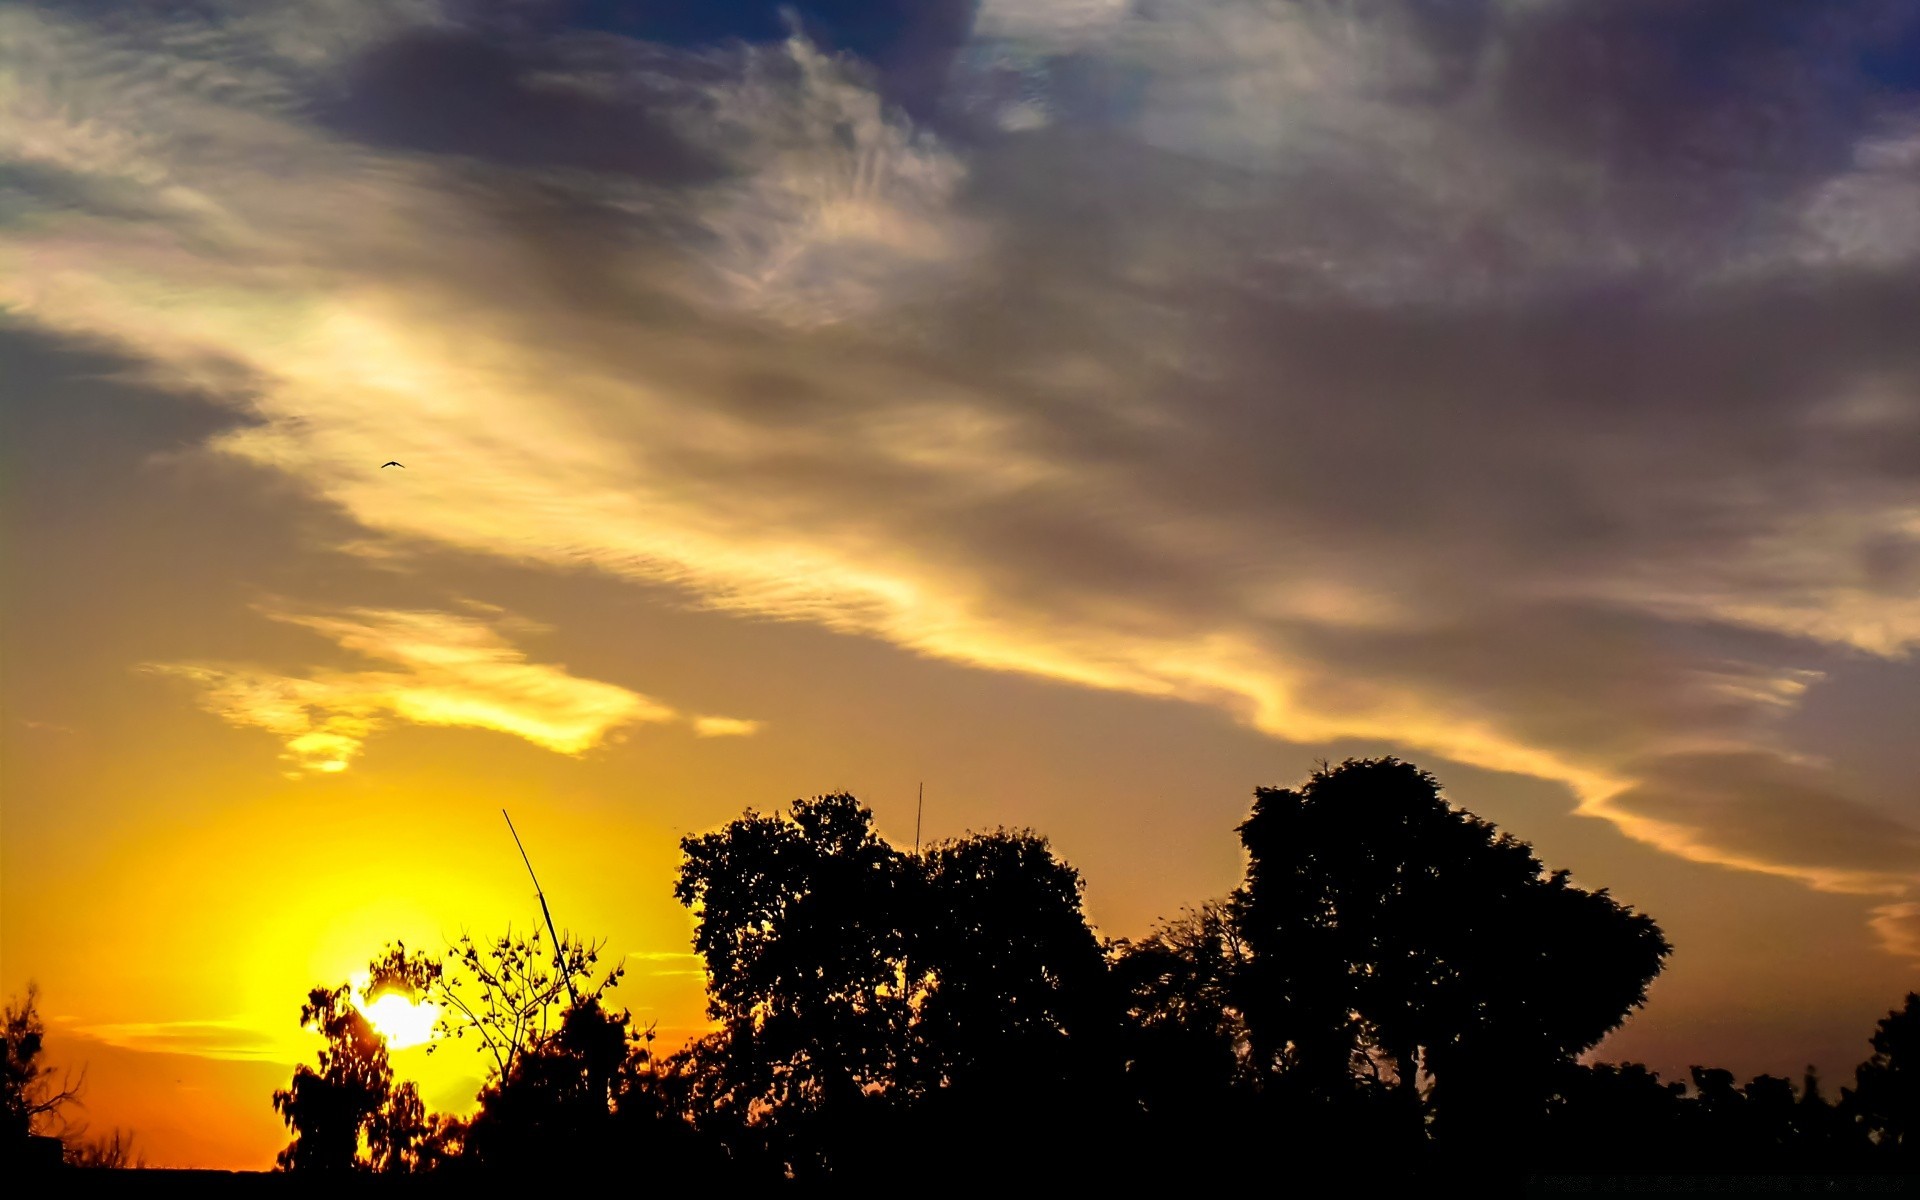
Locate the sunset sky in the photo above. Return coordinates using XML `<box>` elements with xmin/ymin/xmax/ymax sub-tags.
<box><xmin>3</xmin><ymin>0</ymin><xmax>1918</xmax><ymax>1169</ymax></box>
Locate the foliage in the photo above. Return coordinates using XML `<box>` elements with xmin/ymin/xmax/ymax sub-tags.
<box><xmin>461</xmin><ymin>999</ymin><xmax>635</xmax><ymax>1168</ymax></box>
<box><xmin>232</xmin><ymin>763</ymin><xmax>1920</xmax><ymax>1181</ymax></box>
<box><xmin>673</xmin><ymin>798</ymin><xmax>1138</xmax><ymax>1178</ymax></box>
<box><xmin>1844</xmin><ymin>991</ymin><xmax>1919</xmax><ymax>1163</ymax></box>
<box><xmin>1111</xmin><ymin>903</ymin><xmax>1252</xmax><ymax>1115</ymax></box>
<box><xmin>674</xmin><ymin>792</ymin><xmax>919</xmax><ymax>1174</ymax></box>
<box><xmin>1232</xmin><ymin>757</ymin><xmax>1671</xmax><ymax>1151</ymax></box>
<box><xmin>66</xmin><ymin>1128</ymin><xmax>145</xmax><ymax>1169</ymax></box>
<box><xmin>430</xmin><ymin>925</ymin><xmax>622</xmax><ymax>1083</ymax></box>
<box><xmin>2</xmin><ymin>985</ymin><xmax>83</xmax><ymax>1146</ymax></box>
<box><xmin>272</xmin><ymin>945</ymin><xmax>439</xmax><ymax>1173</ymax></box>
<box><xmin>912</xmin><ymin>830</ymin><xmax>1114</xmax><ymax>1092</ymax></box>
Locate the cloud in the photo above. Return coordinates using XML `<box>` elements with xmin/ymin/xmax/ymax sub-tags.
<box><xmin>627</xmin><ymin>949</ymin><xmax>708</xmax><ymax>978</ymax></box>
<box><xmin>1602</xmin><ymin>751</ymin><xmax>1920</xmax><ymax>897</ymax></box>
<box><xmin>5</xmin><ymin>1</ymin><xmax>1920</xmax><ymax>948</ymax></box>
<box><xmin>314</xmin><ymin>26</ymin><xmax>725</xmax><ymax>184</ymax></box>
<box><xmin>144</xmin><ymin>603</ymin><xmax>678</xmax><ymax>773</ymax></box>
<box><xmin>1868</xmin><ymin>903</ymin><xmax>1920</xmax><ymax>960</ymax></box>
<box><xmin>692</xmin><ymin>715</ymin><xmax>763</xmax><ymax>738</ymax></box>
<box><xmin>73</xmin><ymin>1018</ymin><xmax>284</xmax><ymax>1062</ymax></box>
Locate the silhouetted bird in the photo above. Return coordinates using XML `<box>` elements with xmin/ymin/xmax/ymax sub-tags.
<box><xmin>381</xmin><ymin>461</ymin><xmax>404</xmax><ymax>468</ymax></box>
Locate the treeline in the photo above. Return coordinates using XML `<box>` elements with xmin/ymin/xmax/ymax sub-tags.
<box><xmin>6</xmin><ymin>759</ymin><xmax>1914</xmax><ymax>1180</ymax></box>
<box><xmin>276</xmin><ymin>759</ymin><xmax>1916</xmax><ymax>1182</ymax></box>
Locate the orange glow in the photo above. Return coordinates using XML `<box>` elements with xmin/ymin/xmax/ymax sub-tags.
<box><xmin>7</xmin><ymin>0</ymin><xmax>1920</xmax><ymax>1175</ymax></box>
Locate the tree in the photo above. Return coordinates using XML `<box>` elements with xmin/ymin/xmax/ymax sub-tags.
<box><xmin>1845</xmin><ymin>992</ymin><xmax>1919</xmax><ymax>1164</ymax></box>
<box><xmin>460</xmin><ymin>997</ymin><xmax>637</xmax><ymax>1169</ymax></box>
<box><xmin>673</xmin><ymin>793</ymin><xmax>919</xmax><ymax>1176</ymax></box>
<box><xmin>3</xmin><ymin>986</ymin><xmax>83</xmax><ymax>1161</ymax></box>
<box><xmin>1111</xmin><ymin>903</ymin><xmax>1251</xmax><ymax>1117</ymax></box>
<box><xmin>1542</xmin><ymin>1062</ymin><xmax>1688</xmax><ymax>1170</ymax></box>
<box><xmin>672</xmin><ymin>799</ymin><xmax>1125</xmax><ymax>1180</ymax></box>
<box><xmin>272</xmin><ymin>946</ymin><xmax>440</xmax><ymax>1173</ymax></box>
<box><xmin>1232</xmin><ymin>758</ymin><xmax>1670</xmax><ymax>1155</ymax></box>
<box><xmin>1109</xmin><ymin>903</ymin><xmax>1263</xmax><ymax>1186</ymax></box>
<box><xmin>429</xmin><ymin>925</ymin><xmax>621</xmax><ymax>1084</ymax></box>
<box><xmin>911</xmin><ymin>830</ymin><xmax>1114</xmax><ymax>1094</ymax></box>
<box><xmin>904</xmin><ymin>830</ymin><xmax>1122</xmax><ymax>1177</ymax></box>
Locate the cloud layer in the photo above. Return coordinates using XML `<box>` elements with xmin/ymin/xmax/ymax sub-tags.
<box><xmin>145</xmin><ymin>604</ymin><xmax>748</xmax><ymax>773</ymax></box>
<box><xmin>72</xmin><ymin>1018</ymin><xmax>284</xmax><ymax>1062</ymax></box>
<box><xmin>4</xmin><ymin>1</ymin><xmax>1918</xmax><ymax>946</ymax></box>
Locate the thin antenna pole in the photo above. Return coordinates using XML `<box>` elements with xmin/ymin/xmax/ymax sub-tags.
<box><xmin>915</xmin><ymin>782</ymin><xmax>923</xmax><ymax>857</ymax></box>
<box><xmin>503</xmin><ymin>809</ymin><xmax>580</xmax><ymax>1008</ymax></box>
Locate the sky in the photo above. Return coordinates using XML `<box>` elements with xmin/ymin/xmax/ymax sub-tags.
<box><xmin>2</xmin><ymin>0</ymin><xmax>1918</xmax><ymax>1169</ymax></box>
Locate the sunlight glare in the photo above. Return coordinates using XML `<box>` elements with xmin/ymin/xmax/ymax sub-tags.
<box><xmin>359</xmin><ymin>991</ymin><xmax>440</xmax><ymax>1049</ymax></box>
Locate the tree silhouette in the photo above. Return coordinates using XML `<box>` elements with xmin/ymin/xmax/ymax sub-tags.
<box><xmin>1109</xmin><ymin>903</ymin><xmax>1261</xmax><ymax>1184</ymax></box>
<box><xmin>234</xmin><ymin>766</ymin><xmax>1911</xmax><ymax>1180</ymax></box>
<box><xmin>912</xmin><ymin>831</ymin><xmax>1113</xmax><ymax>1089</ymax></box>
<box><xmin>674</xmin><ymin>793</ymin><xmax>918</xmax><ymax>1176</ymax></box>
<box><xmin>1112</xmin><ymin>903</ymin><xmax>1251</xmax><ymax>1115</ymax></box>
<box><xmin>1845</xmin><ymin>991</ymin><xmax>1919</xmax><ymax>1164</ymax></box>
<box><xmin>272</xmin><ymin>946</ymin><xmax>439</xmax><ymax>1173</ymax></box>
<box><xmin>3</xmin><ymin>986</ymin><xmax>83</xmax><ymax>1170</ymax></box>
<box><xmin>3</xmin><ymin>987</ymin><xmax>80</xmax><ymax>1145</ymax></box>
<box><xmin>1233</xmin><ymin>758</ymin><xmax>1671</xmax><ymax>1157</ymax></box>
<box><xmin>429</xmin><ymin>925</ymin><xmax>620</xmax><ymax>1082</ymax></box>
<box><xmin>672</xmin><ymin>798</ymin><xmax>1132</xmax><ymax>1180</ymax></box>
<box><xmin>460</xmin><ymin>997</ymin><xmax>634</xmax><ymax>1169</ymax></box>
<box><xmin>444</xmin><ymin>992</ymin><xmax>734</xmax><ymax>1181</ymax></box>
<box><xmin>1543</xmin><ymin>1061</ymin><xmax>1689</xmax><ymax>1170</ymax></box>
<box><xmin>904</xmin><ymin>830</ymin><xmax>1122</xmax><ymax>1177</ymax></box>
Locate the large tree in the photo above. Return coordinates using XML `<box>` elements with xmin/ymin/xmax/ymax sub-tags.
<box><xmin>674</xmin><ymin>792</ymin><xmax>919</xmax><ymax>1174</ymax></box>
<box><xmin>1110</xmin><ymin>902</ymin><xmax>1256</xmax><ymax>1181</ymax></box>
<box><xmin>906</xmin><ymin>829</ymin><xmax>1121</xmax><ymax>1174</ymax></box>
<box><xmin>911</xmin><ymin>830</ymin><xmax>1113</xmax><ymax>1093</ymax></box>
<box><xmin>272</xmin><ymin>947</ymin><xmax>439</xmax><ymax>1172</ymax></box>
<box><xmin>1233</xmin><ymin>758</ymin><xmax>1670</xmax><ymax>1151</ymax></box>
<box><xmin>673</xmin><ymin>796</ymin><xmax>1119</xmax><ymax>1178</ymax></box>
<box><xmin>1845</xmin><ymin>992</ymin><xmax>1919</xmax><ymax>1164</ymax></box>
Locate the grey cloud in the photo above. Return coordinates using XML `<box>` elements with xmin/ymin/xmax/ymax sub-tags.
<box><xmin>6</xmin><ymin>0</ymin><xmax>1920</xmax><ymax>949</ymax></box>
<box><xmin>1608</xmin><ymin>751</ymin><xmax>1920</xmax><ymax>892</ymax></box>
<box><xmin>315</xmin><ymin>26</ymin><xmax>728</xmax><ymax>184</ymax></box>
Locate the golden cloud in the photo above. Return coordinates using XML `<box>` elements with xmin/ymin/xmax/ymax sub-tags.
<box><xmin>145</xmin><ymin>604</ymin><xmax>679</xmax><ymax>774</ymax></box>
<box><xmin>692</xmin><ymin>716</ymin><xmax>763</xmax><ymax>738</ymax></box>
<box><xmin>1868</xmin><ymin>903</ymin><xmax>1920</xmax><ymax>961</ymax></box>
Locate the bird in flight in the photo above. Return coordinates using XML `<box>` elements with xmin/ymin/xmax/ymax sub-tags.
<box><xmin>381</xmin><ymin>461</ymin><xmax>404</xmax><ymax>468</ymax></box>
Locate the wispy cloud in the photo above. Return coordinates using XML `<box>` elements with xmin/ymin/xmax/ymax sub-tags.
<box><xmin>72</xmin><ymin>1018</ymin><xmax>286</xmax><ymax>1063</ymax></box>
<box><xmin>692</xmin><ymin>716</ymin><xmax>762</xmax><ymax>738</ymax></box>
<box><xmin>6</xmin><ymin>1</ymin><xmax>1919</xmax><ymax>948</ymax></box>
<box><xmin>1869</xmin><ymin>903</ymin><xmax>1920</xmax><ymax>961</ymax></box>
<box><xmin>627</xmin><ymin>949</ymin><xmax>708</xmax><ymax>979</ymax></box>
<box><xmin>144</xmin><ymin>603</ymin><xmax>681</xmax><ymax>773</ymax></box>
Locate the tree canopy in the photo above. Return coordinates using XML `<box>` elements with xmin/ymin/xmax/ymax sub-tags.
<box><xmin>1233</xmin><ymin>757</ymin><xmax>1670</xmax><ymax>1153</ymax></box>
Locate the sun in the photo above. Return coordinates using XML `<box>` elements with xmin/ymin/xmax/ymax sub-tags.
<box><xmin>358</xmin><ymin>991</ymin><xmax>440</xmax><ymax>1050</ymax></box>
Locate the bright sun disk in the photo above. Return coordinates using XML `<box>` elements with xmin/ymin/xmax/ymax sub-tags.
<box><xmin>359</xmin><ymin>991</ymin><xmax>439</xmax><ymax>1049</ymax></box>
